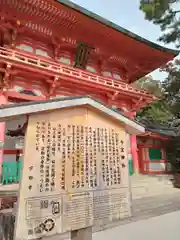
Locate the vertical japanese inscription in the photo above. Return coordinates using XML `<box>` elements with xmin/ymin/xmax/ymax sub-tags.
<box><xmin>35</xmin><ymin>121</ymin><xmax>64</xmax><ymax>194</ymax></box>
<box><xmin>34</xmin><ymin>123</ymin><xmax>126</xmax><ymax>191</ymax></box>
<box><xmin>45</xmin><ymin>122</ymin><xmax>50</xmax><ymax>193</ymax></box>
<box><xmin>37</xmin><ymin>121</ymin><xmax>46</xmax><ymax>193</ymax></box>
<box><xmin>51</xmin><ymin>125</ymin><xmax>56</xmax><ymax>192</ymax></box>
<box><xmin>16</xmin><ymin>116</ymin><xmax>129</xmax><ymax>240</ymax></box>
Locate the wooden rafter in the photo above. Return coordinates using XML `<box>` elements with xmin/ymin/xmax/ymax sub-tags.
<box><xmin>0</xmin><ymin>0</ymin><xmax>177</xmax><ymax>83</ymax></box>
<box><xmin>138</xmin><ymin>131</ymin><xmax>168</xmax><ymax>140</ymax></box>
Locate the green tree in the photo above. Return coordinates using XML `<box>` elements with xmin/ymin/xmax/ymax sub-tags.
<box><xmin>134</xmin><ymin>76</ymin><xmax>173</xmax><ymax>124</ymax></box>
<box><xmin>161</xmin><ymin>60</ymin><xmax>180</xmax><ymax>117</ymax></box>
<box><xmin>140</xmin><ymin>0</ymin><xmax>180</xmax><ymax>46</ymax></box>
<box><xmin>133</xmin><ymin>75</ymin><xmax>162</xmax><ymax>97</ymax></box>
<box><xmin>139</xmin><ymin>1</ymin><xmax>180</xmax><ymax>170</ymax></box>
<box><xmin>138</xmin><ymin>1</ymin><xmax>180</xmax><ymax>126</ymax></box>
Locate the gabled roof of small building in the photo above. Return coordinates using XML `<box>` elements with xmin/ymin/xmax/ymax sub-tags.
<box><xmin>0</xmin><ymin>96</ymin><xmax>144</xmax><ymax>135</ymax></box>
<box><xmin>146</xmin><ymin>124</ymin><xmax>177</xmax><ymax>137</ymax></box>
<box><xmin>138</xmin><ymin>122</ymin><xmax>177</xmax><ymax>138</ymax></box>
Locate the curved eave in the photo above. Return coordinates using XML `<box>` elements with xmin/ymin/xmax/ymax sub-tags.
<box><xmin>57</xmin><ymin>0</ymin><xmax>179</xmax><ymax>57</ymax></box>
<box><xmin>138</xmin><ymin>131</ymin><xmax>168</xmax><ymax>140</ymax></box>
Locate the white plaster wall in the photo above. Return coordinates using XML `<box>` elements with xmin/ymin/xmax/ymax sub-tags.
<box><xmin>149</xmin><ymin>162</ymin><xmax>166</xmax><ymax>172</ymax></box>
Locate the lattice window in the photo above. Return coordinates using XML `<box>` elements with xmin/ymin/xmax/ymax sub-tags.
<box><xmin>13</xmin><ymin>85</ymin><xmax>23</xmax><ymax>92</ymax></box>
<box><xmin>86</xmin><ymin>65</ymin><xmax>97</xmax><ymax>73</ymax></box>
<box><xmin>35</xmin><ymin>49</ymin><xmax>49</xmax><ymax>57</ymax></box>
<box><xmin>16</xmin><ymin>44</ymin><xmax>33</xmax><ymax>53</ymax></box>
<box><xmin>102</xmin><ymin>71</ymin><xmax>112</xmax><ymax>77</ymax></box>
<box><xmin>113</xmin><ymin>73</ymin><xmax>121</xmax><ymax>80</ymax></box>
<box><xmin>19</xmin><ymin>90</ymin><xmax>36</xmax><ymax>96</ymax></box>
<box><xmin>58</xmin><ymin>57</ymin><xmax>71</xmax><ymax>65</ymax></box>
<box><xmin>33</xmin><ymin>89</ymin><xmax>43</xmax><ymax>96</ymax></box>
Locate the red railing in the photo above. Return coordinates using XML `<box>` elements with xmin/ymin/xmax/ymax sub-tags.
<box><xmin>0</xmin><ymin>47</ymin><xmax>154</xmax><ymax>99</ymax></box>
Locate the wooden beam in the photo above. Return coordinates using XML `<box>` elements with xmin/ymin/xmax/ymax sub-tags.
<box><xmin>5</xmin><ymin>91</ymin><xmax>46</xmax><ymax>101</ymax></box>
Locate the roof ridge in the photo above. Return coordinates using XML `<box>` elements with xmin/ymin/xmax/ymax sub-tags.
<box><xmin>56</xmin><ymin>0</ymin><xmax>179</xmax><ymax>56</ymax></box>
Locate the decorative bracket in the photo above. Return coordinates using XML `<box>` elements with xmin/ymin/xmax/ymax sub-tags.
<box><xmin>0</xmin><ymin>17</ymin><xmax>25</xmax><ymax>47</ymax></box>
<box><xmin>130</xmin><ymin>97</ymin><xmax>144</xmax><ymax>112</ymax></box>
<box><xmin>0</xmin><ymin>63</ymin><xmax>11</xmax><ymax>91</ymax></box>
<box><xmin>107</xmin><ymin>91</ymin><xmax>119</xmax><ymax>102</ymax></box>
<box><xmin>11</xmin><ymin>21</ymin><xmax>26</xmax><ymax>47</ymax></box>
<box><xmin>51</xmin><ymin>37</ymin><xmax>62</xmax><ymax>60</ymax></box>
<box><xmin>47</xmin><ymin>76</ymin><xmax>60</xmax><ymax>97</ymax></box>
<box><xmin>111</xmin><ymin>91</ymin><xmax>119</xmax><ymax>101</ymax></box>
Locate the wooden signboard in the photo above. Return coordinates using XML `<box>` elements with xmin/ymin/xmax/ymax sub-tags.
<box><xmin>14</xmin><ymin>107</ymin><xmax>131</xmax><ymax>240</ymax></box>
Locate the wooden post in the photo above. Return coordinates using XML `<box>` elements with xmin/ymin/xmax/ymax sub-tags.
<box><xmin>0</xmin><ymin>94</ymin><xmax>8</xmax><ymax>179</ymax></box>
<box><xmin>70</xmin><ymin>227</ymin><xmax>92</xmax><ymax>240</ymax></box>
<box><xmin>130</xmin><ymin>135</ymin><xmax>139</xmax><ymax>174</ymax></box>
<box><xmin>0</xmin><ymin>94</ymin><xmax>8</xmax><ymax>209</ymax></box>
<box><xmin>129</xmin><ymin>111</ymin><xmax>139</xmax><ymax>174</ymax></box>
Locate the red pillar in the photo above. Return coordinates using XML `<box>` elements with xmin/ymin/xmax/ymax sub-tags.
<box><xmin>130</xmin><ymin>112</ymin><xmax>139</xmax><ymax>174</ymax></box>
<box><xmin>0</xmin><ymin>94</ymin><xmax>8</xmax><ymax>177</ymax></box>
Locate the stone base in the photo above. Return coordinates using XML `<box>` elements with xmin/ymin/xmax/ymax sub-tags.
<box><xmin>133</xmin><ymin>169</ymin><xmax>140</xmax><ymax>175</ymax></box>
<box><xmin>70</xmin><ymin>227</ymin><xmax>92</xmax><ymax>240</ymax></box>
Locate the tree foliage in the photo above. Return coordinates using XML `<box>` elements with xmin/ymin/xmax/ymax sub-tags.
<box><xmin>140</xmin><ymin>0</ymin><xmax>180</xmax><ymax>47</ymax></box>
<box><xmin>161</xmin><ymin>60</ymin><xmax>180</xmax><ymax>118</ymax></box>
<box><xmin>138</xmin><ymin>1</ymin><xmax>180</xmax><ymax>127</ymax></box>
<box><xmin>134</xmin><ymin>76</ymin><xmax>173</xmax><ymax>124</ymax></box>
<box><xmin>136</xmin><ymin>100</ymin><xmax>173</xmax><ymax>124</ymax></box>
<box><xmin>139</xmin><ymin>1</ymin><xmax>180</xmax><ymax>169</ymax></box>
<box><xmin>133</xmin><ymin>75</ymin><xmax>163</xmax><ymax>97</ymax></box>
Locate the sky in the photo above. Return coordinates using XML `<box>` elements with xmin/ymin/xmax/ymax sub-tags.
<box><xmin>71</xmin><ymin>0</ymin><xmax>178</xmax><ymax>81</ymax></box>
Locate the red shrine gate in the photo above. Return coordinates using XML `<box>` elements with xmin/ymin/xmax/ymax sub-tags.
<box><xmin>0</xmin><ymin>0</ymin><xmax>178</xmax><ymax>192</ymax></box>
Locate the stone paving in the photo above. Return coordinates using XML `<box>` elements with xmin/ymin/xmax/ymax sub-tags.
<box><xmin>56</xmin><ymin>191</ymin><xmax>180</xmax><ymax>240</ymax></box>
<box><xmin>133</xmin><ymin>191</ymin><xmax>180</xmax><ymax>218</ymax></box>
<box><xmin>94</xmin><ymin>191</ymin><xmax>180</xmax><ymax>232</ymax></box>
<box><xmin>93</xmin><ymin>210</ymin><xmax>180</xmax><ymax>240</ymax></box>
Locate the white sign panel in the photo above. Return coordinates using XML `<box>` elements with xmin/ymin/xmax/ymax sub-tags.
<box><xmin>14</xmin><ymin>110</ymin><xmax>130</xmax><ymax>240</ymax></box>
